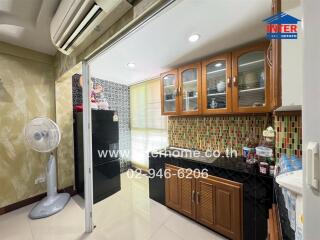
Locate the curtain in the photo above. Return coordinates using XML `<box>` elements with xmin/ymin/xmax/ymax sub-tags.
<box><xmin>130</xmin><ymin>79</ymin><xmax>168</xmax><ymax>170</ymax></box>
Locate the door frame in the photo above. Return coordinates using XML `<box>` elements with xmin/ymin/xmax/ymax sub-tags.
<box><xmin>82</xmin><ymin>61</ymin><xmax>94</xmax><ymax>233</ymax></box>
<box><xmin>81</xmin><ymin>0</ymin><xmax>177</xmax><ymax>233</ymax></box>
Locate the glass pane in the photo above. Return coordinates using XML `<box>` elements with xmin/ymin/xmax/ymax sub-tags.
<box><xmin>238</xmin><ymin>51</ymin><xmax>266</xmax><ymax>107</ymax></box>
<box><xmin>163</xmin><ymin>74</ymin><xmax>176</xmax><ymax>112</ymax></box>
<box><xmin>182</xmin><ymin>68</ymin><xmax>198</xmax><ymax>112</ymax></box>
<box><xmin>206</xmin><ymin>60</ymin><xmax>227</xmax><ymax>110</ymax></box>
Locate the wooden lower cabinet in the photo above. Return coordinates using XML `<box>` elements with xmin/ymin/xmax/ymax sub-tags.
<box><xmin>165</xmin><ymin>165</ymin><xmax>181</xmax><ymax>211</ymax></box>
<box><xmin>180</xmin><ymin>168</ymin><xmax>196</xmax><ymax>219</ymax></box>
<box><xmin>165</xmin><ymin>164</ymin><xmax>243</xmax><ymax>240</ymax></box>
<box><xmin>267</xmin><ymin>204</ymin><xmax>282</xmax><ymax>240</ymax></box>
<box><xmin>196</xmin><ymin>177</ymin><xmax>215</xmax><ymax>229</ymax></box>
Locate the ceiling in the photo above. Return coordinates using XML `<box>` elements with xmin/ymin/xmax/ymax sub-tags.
<box><xmin>90</xmin><ymin>0</ymin><xmax>272</xmax><ymax>86</ymax></box>
<box><xmin>0</xmin><ymin>0</ymin><xmax>59</xmax><ymax>55</ymax></box>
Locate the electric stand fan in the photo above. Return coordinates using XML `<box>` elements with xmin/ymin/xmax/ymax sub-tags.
<box><xmin>24</xmin><ymin>117</ymin><xmax>70</xmax><ymax>219</ymax></box>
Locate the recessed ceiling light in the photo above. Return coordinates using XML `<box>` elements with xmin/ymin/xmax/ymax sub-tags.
<box><xmin>215</xmin><ymin>63</ymin><xmax>222</xmax><ymax>67</ymax></box>
<box><xmin>127</xmin><ymin>62</ymin><xmax>136</xmax><ymax>68</ymax></box>
<box><xmin>188</xmin><ymin>34</ymin><xmax>200</xmax><ymax>42</ymax></box>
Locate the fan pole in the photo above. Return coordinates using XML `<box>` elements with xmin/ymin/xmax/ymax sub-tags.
<box><xmin>47</xmin><ymin>153</ymin><xmax>57</xmax><ymax>197</ymax></box>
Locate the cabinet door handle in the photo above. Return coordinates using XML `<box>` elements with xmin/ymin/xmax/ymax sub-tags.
<box><xmin>233</xmin><ymin>76</ymin><xmax>238</xmax><ymax>87</ymax></box>
<box><xmin>174</xmin><ymin>88</ymin><xmax>179</xmax><ymax>97</ymax></box>
<box><xmin>178</xmin><ymin>86</ymin><xmax>182</xmax><ymax>96</ymax></box>
<box><xmin>196</xmin><ymin>192</ymin><xmax>200</xmax><ymax>204</ymax></box>
<box><xmin>192</xmin><ymin>190</ymin><xmax>195</xmax><ymax>203</ymax></box>
<box><xmin>227</xmin><ymin>77</ymin><xmax>232</xmax><ymax>88</ymax></box>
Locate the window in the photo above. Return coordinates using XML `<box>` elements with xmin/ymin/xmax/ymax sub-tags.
<box><xmin>130</xmin><ymin>79</ymin><xmax>168</xmax><ymax>170</ymax></box>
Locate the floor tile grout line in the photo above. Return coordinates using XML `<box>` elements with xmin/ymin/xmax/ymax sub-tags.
<box><xmin>147</xmin><ymin>217</ymin><xmax>182</xmax><ymax>240</ymax></box>
<box><xmin>27</xmin><ymin>216</ymin><xmax>36</xmax><ymax>240</ymax></box>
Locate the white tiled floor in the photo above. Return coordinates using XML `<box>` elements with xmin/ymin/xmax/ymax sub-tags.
<box><xmin>0</xmin><ymin>172</ymin><xmax>226</xmax><ymax>240</ymax></box>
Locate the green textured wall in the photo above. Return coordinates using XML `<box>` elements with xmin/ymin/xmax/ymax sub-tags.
<box><xmin>0</xmin><ymin>45</ymin><xmax>55</xmax><ymax>208</ymax></box>
<box><xmin>55</xmin><ymin>64</ymin><xmax>81</xmax><ymax>189</ymax></box>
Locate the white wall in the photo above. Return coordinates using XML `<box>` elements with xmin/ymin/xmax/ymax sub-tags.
<box><xmin>302</xmin><ymin>0</ymin><xmax>320</xmax><ymax>239</ymax></box>
<box><xmin>281</xmin><ymin>0</ymin><xmax>303</xmax><ymax>106</ymax></box>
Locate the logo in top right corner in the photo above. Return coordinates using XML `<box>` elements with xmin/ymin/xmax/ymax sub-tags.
<box><xmin>263</xmin><ymin>12</ymin><xmax>301</xmax><ymax>40</ymax></box>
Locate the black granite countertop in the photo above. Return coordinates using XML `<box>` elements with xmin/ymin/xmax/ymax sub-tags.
<box><xmin>152</xmin><ymin>147</ymin><xmax>273</xmax><ymax>178</ymax></box>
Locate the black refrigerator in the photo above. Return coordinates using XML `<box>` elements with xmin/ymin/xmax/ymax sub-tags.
<box><xmin>74</xmin><ymin>110</ymin><xmax>121</xmax><ymax>204</ymax></box>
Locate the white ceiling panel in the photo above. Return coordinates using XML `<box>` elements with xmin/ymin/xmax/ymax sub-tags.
<box><xmin>0</xmin><ymin>0</ymin><xmax>59</xmax><ymax>55</ymax></box>
<box><xmin>90</xmin><ymin>0</ymin><xmax>272</xmax><ymax>85</ymax></box>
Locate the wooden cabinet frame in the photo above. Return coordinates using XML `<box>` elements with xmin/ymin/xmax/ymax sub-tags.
<box><xmin>178</xmin><ymin>62</ymin><xmax>202</xmax><ymax>115</ymax></box>
<box><xmin>165</xmin><ymin>164</ymin><xmax>181</xmax><ymax>211</ymax></box>
<box><xmin>231</xmin><ymin>41</ymin><xmax>271</xmax><ymax>113</ymax></box>
<box><xmin>160</xmin><ymin>40</ymin><xmax>280</xmax><ymax>116</ymax></box>
<box><xmin>201</xmin><ymin>53</ymin><xmax>233</xmax><ymax>114</ymax></box>
<box><xmin>270</xmin><ymin>0</ymin><xmax>282</xmax><ymax>110</ymax></box>
<box><xmin>165</xmin><ymin>164</ymin><xmax>243</xmax><ymax>240</ymax></box>
<box><xmin>161</xmin><ymin>69</ymin><xmax>179</xmax><ymax>115</ymax></box>
<box><xmin>180</xmin><ymin>168</ymin><xmax>196</xmax><ymax>219</ymax></box>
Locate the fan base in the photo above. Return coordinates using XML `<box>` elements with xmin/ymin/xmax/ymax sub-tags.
<box><xmin>29</xmin><ymin>193</ymin><xmax>70</xmax><ymax>219</ymax></box>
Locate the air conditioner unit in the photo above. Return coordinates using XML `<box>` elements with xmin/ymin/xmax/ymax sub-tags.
<box><xmin>50</xmin><ymin>0</ymin><xmax>133</xmax><ymax>55</ymax></box>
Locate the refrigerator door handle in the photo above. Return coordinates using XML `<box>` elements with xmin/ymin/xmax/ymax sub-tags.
<box><xmin>307</xmin><ymin>142</ymin><xmax>320</xmax><ymax>191</ymax></box>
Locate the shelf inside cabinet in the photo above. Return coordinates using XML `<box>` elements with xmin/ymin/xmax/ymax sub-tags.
<box><xmin>207</xmin><ymin>92</ymin><xmax>226</xmax><ymax>97</ymax></box>
<box><xmin>183</xmin><ymin>96</ymin><xmax>198</xmax><ymax>100</ymax></box>
<box><xmin>207</xmin><ymin>68</ymin><xmax>226</xmax><ymax>75</ymax></box>
<box><xmin>239</xmin><ymin>87</ymin><xmax>265</xmax><ymax>93</ymax></box>
<box><xmin>239</xmin><ymin>59</ymin><xmax>264</xmax><ymax>68</ymax></box>
<box><xmin>183</xmin><ymin>79</ymin><xmax>197</xmax><ymax>85</ymax></box>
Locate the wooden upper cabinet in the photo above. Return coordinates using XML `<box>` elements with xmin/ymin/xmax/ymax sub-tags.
<box><xmin>160</xmin><ymin>40</ymin><xmax>278</xmax><ymax>115</ymax></box>
<box><xmin>161</xmin><ymin>70</ymin><xmax>179</xmax><ymax>115</ymax></box>
<box><xmin>270</xmin><ymin>0</ymin><xmax>282</xmax><ymax>110</ymax></box>
<box><xmin>178</xmin><ymin>62</ymin><xmax>202</xmax><ymax>115</ymax></box>
<box><xmin>232</xmin><ymin>42</ymin><xmax>271</xmax><ymax>113</ymax></box>
<box><xmin>202</xmin><ymin>53</ymin><xmax>233</xmax><ymax>114</ymax></box>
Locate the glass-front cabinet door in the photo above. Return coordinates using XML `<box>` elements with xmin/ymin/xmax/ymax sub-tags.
<box><xmin>178</xmin><ymin>63</ymin><xmax>202</xmax><ymax>115</ymax></box>
<box><xmin>232</xmin><ymin>42</ymin><xmax>270</xmax><ymax>113</ymax></box>
<box><xmin>161</xmin><ymin>70</ymin><xmax>179</xmax><ymax>115</ymax></box>
<box><xmin>202</xmin><ymin>54</ymin><xmax>232</xmax><ymax>114</ymax></box>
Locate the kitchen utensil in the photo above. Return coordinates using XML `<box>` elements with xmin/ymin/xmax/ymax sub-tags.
<box><xmin>244</xmin><ymin>72</ymin><xmax>257</xmax><ymax>88</ymax></box>
<box><xmin>217</xmin><ymin>81</ymin><xmax>226</xmax><ymax>92</ymax></box>
<box><xmin>256</xmin><ymin>146</ymin><xmax>273</xmax><ymax>157</ymax></box>
<box><xmin>259</xmin><ymin>162</ymin><xmax>269</xmax><ymax>175</ymax></box>
<box><xmin>259</xmin><ymin>71</ymin><xmax>265</xmax><ymax>87</ymax></box>
<box><xmin>210</xmin><ymin>98</ymin><xmax>218</xmax><ymax>109</ymax></box>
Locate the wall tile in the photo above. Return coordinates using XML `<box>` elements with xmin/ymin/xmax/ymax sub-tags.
<box><xmin>168</xmin><ymin>115</ymin><xmax>268</xmax><ymax>154</ymax></box>
<box><xmin>274</xmin><ymin>114</ymin><xmax>302</xmax><ymax>160</ymax></box>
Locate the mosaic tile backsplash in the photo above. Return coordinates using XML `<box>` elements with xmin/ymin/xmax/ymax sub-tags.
<box><xmin>168</xmin><ymin>115</ymin><xmax>269</xmax><ymax>154</ymax></box>
<box><xmin>274</xmin><ymin>115</ymin><xmax>302</xmax><ymax>160</ymax></box>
